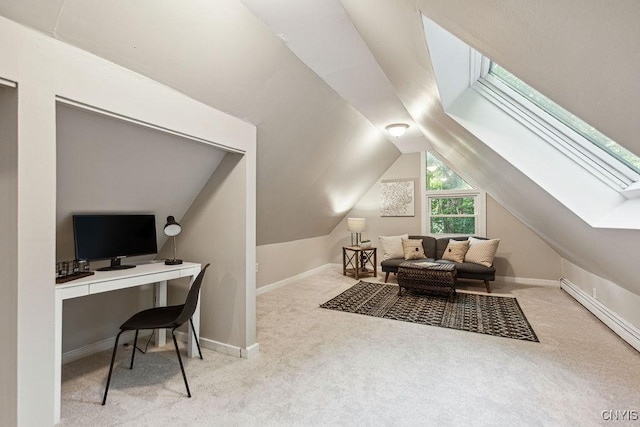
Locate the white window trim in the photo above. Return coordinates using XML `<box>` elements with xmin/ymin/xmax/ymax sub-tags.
<box><xmin>470</xmin><ymin>58</ymin><xmax>640</xmax><ymax>193</ymax></box>
<box><xmin>426</xmin><ymin>190</ymin><xmax>486</xmax><ymax>237</ymax></box>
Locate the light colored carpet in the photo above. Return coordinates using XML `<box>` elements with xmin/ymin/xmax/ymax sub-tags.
<box><xmin>60</xmin><ymin>267</ymin><xmax>640</xmax><ymax>426</ymax></box>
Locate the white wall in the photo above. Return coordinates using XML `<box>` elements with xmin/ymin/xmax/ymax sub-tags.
<box><xmin>562</xmin><ymin>260</ymin><xmax>640</xmax><ymax>330</ymax></box>
<box><xmin>0</xmin><ymin>16</ymin><xmax>255</xmax><ymax>425</ymax></box>
<box><xmin>0</xmin><ymin>84</ymin><xmax>18</xmax><ymax>427</ymax></box>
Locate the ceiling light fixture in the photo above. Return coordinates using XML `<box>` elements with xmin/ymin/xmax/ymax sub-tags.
<box><xmin>385</xmin><ymin>123</ymin><xmax>409</xmax><ymax>137</ymax></box>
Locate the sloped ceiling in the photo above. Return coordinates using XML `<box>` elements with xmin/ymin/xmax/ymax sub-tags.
<box><xmin>0</xmin><ymin>0</ymin><xmax>400</xmax><ymax>245</ymax></box>
<box><xmin>240</xmin><ymin>0</ymin><xmax>429</xmax><ymax>153</ymax></box>
<box><xmin>4</xmin><ymin>0</ymin><xmax>640</xmax><ymax>296</ymax></box>
<box><xmin>339</xmin><ymin>0</ymin><xmax>640</xmax><ymax>294</ymax></box>
<box><xmin>55</xmin><ymin>103</ymin><xmax>228</xmax><ymax>262</ymax></box>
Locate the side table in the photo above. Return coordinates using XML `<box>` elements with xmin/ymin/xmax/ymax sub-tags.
<box><xmin>343</xmin><ymin>246</ymin><xmax>377</xmax><ymax>280</ymax></box>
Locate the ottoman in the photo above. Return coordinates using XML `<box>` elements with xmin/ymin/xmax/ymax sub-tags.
<box><xmin>397</xmin><ymin>261</ymin><xmax>457</xmax><ymax>302</ymax></box>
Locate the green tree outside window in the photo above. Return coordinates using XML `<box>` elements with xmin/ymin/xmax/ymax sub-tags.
<box><xmin>426</xmin><ymin>152</ymin><xmax>476</xmax><ymax>234</ymax></box>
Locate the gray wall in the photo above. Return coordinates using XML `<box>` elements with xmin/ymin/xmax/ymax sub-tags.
<box><xmin>327</xmin><ymin>153</ymin><xmax>560</xmax><ymax>282</ymax></box>
<box><xmin>487</xmin><ymin>196</ymin><xmax>560</xmax><ymax>281</ymax></box>
<box><xmin>328</xmin><ymin>153</ymin><xmax>423</xmax><ymax>259</ymax></box>
<box><xmin>257</xmin><ymin>235</ymin><xmax>332</xmax><ymax>288</ymax></box>
<box><xmin>255</xmin><ymin>152</ymin><xmax>561</xmax><ymax>289</ymax></box>
<box><xmin>0</xmin><ymin>18</ymin><xmax>256</xmax><ymax>424</ymax></box>
<box><xmin>56</xmin><ymin>103</ymin><xmax>229</xmax><ymax>352</ymax></box>
<box><xmin>0</xmin><ymin>85</ymin><xmax>18</xmax><ymax>427</ymax></box>
<box><xmin>342</xmin><ymin>0</ymin><xmax>640</xmax><ymax>305</ymax></box>
<box><xmin>161</xmin><ymin>153</ymin><xmax>254</xmax><ymax>349</ymax></box>
<box><xmin>0</xmin><ymin>0</ymin><xmax>402</xmax><ymax>247</ymax></box>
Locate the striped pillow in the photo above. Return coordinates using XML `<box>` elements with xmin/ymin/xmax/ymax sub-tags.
<box><xmin>464</xmin><ymin>237</ymin><xmax>500</xmax><ymax>267</ymax></box>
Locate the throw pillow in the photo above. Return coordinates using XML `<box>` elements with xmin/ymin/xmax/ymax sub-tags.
<box><xmin>465</xmin><ymin>237</ymin><xmax>500</xmax><ymax>267</ymax></box>
<box><xmin>402</xmin><ymin>238</ymin><xmax>425</xmax><ymax>260</ymax></box>
<box><xmin>441</xmin><ymin>239</ymin><xmax>470</xmax><ymax>263</ymax></box>
<box><xmin>378</xmin><ymin>234</ymin><xmax>409</xmax><ymax>260</ymax></box>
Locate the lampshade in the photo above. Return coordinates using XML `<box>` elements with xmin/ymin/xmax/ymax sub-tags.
<box><xmin>163</xmin><ymin>216</ymin><xmax>182</xmax><ymax>237</ymax></box>
<box><xmin>347</xmin><ymin>217</ymin><xmax>366</xmax><ymax>233</ymax></box>
<box><xmin>385</xmin><ymin>123</ymin><xmax>409</xmax><ymax>137</ymax></box>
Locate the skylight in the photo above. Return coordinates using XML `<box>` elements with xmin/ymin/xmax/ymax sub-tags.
<box><xmin>475</xmin><ymin>62</ymin><xmax>640</xmax><ymax>190</ymax></box>
<box><xmin>489</xmin><ymin>63</ymin><xmax>640</xmax><ymax>175</ymax></box>
<box><xmin>423</xmin><ymin>13</ymin><xmax>640</xmax><ymax>227</ymax></box>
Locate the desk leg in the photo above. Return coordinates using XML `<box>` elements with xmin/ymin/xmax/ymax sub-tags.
<box><xmin>54</xmin><ymin>292</ymin><xmax>63</xmax><ymax>423</ymax></box>
<box><xmin>155</xmin><ymin>280</ymin><xmax>167</xmax><ymax>348</ymax></box>
<box><xmin>187</xmin><ymin>273</ymin><xmax>200</xmax><ymax>358</ymax></box>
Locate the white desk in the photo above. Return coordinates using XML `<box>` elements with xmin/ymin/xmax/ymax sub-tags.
<box><xmin>54</xmin><ymin>261</ymin><xmax>201</xmax><ymax>423</ymax></box>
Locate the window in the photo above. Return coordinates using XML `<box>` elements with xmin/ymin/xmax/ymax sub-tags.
<box><xmin>426</xmin><ymin>152</ymin><xmax>485</xmax><ymax>235</ymax></box>
<box><xmin>475</xmin><ymin>61</ymin><xmax>640</xmax><ymax>190</ymax></box>
<box><xmin>429</xmin><ymin>196</ymin><xmax>476</xmax><ymax>234</ymax></box>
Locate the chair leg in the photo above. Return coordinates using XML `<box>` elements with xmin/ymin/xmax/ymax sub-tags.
<box><xmin>172</xmin><ymin>328</ymin><xmax>191</xmax><ymax>398</ymax></box>
<box><xmin>189</xmin><ymin>318</ymin><xmax>203</xmax><ymax>360</ymax></box>
<box><xmin>130</xmin><ymin>330</ymin><xmax>139</xmax><ymax>369</ymax></box>
<box><xmin>484</xmin><ymin>280</ymin><xmax>491</xmax><ymax>293</ymax></box>
<box><xmin>384</xmin><ymin>272</ymin><xmax>389</xmax><ymax>283</ymax></box>
<box><xmin>102</xmin><ymin>330</ymin><xmax>123</xmax><ymax>405</ymax></box>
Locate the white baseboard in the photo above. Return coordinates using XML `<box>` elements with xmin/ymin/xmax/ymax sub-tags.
<box><xmin>174</xmin><ymin>330</ymin><xmax>259</xmax><ymax>359</ymax></box>
<box><xmin>62</xmin><ymin>331</ymin><xmax>152</xmax><ymax>365</ymax></box>
<box><xmin>63</xmin><ymin>330</ymin><xmax>259</xmax><ymax>363</ymax></box>
<box><xmin>241</xmin><ymin>342</ymin><xmax>260</xmax><ymax>359</ymax></box>
<box><xmin>257</xmin><ymin>263</ymin><xmax>334</xmax><ymax>295</ymax></box>
<box><xmin>63</xmin><ymin>337</ymin><xmax>115</xmax><ymax>365</ymax></box>
<box><xmin>561</xmin><ymin>278</ymin><xmax>640</xmax><ymax>352</ymax></box>
<box><xmin>495</xmin><ymin>275</ymin><xmax>560</xmax><ymax>288</ymax></box>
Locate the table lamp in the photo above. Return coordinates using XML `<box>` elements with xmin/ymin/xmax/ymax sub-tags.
<box><xmin>164</xmin><ymin>215</ymin><xmax>183</xmax><ymax>265</ymax></box>
<box><xmin>347</xmin><ymin>217</ymin><xmax>366</xmax><ymax>247</ymax></box>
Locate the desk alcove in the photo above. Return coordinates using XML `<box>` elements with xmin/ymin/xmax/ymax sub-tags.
<box><xmin>56</xmin><ymin>101</ymin><xmax>226</xmax><ymax>352</ymax></box>
<box><xmin>54</xmin><ymin>100</ymin><xmax>256</xmax><ymax>422</ymax></box>
<box><xmin>1</xmin><ymin>20</ymin><xmax>256</xmax><ymax>425</ymax></box>
<box><xmin>55</xmin><ymin>262</ymin><xmax>202</xmax><ymax>419</ymax></box>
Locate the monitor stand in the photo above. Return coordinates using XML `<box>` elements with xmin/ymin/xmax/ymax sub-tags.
<box><xmin>97</xmin><ymin>257</ymin><xmax>136</xmax><ymax>271</ymax></box>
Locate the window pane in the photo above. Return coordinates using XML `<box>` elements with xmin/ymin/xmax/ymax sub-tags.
<box><xmin>430</xmin><ymin>197</ymin><xmax>475</xmax><ymax>215</ymax></box>
<box><xmin>430</xmin><ymin>217</ymin><xmax>476</xmax><ymax>234</ymax></box>
<box><xmin>489</xmin><ymin>63</ymin><xmax>640</xmax><ymax>174</ymax></box>
<box><xmin>426</xmin><ymin>152</ymin><xmax>472</xmax><ymax>190</ymax></box>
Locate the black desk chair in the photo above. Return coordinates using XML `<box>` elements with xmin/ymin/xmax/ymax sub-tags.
<box><xmin>102</xmin><ymin>263</ymin><xmax>210</xmax><ymax>405</ymax></box>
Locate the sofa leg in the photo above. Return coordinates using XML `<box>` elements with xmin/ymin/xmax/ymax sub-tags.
<box><xmin>484</xmin><ymin>280</ymin><xmax>491</xmax><ymax>293</ymax></box>
<box><xmin>384</xmin><ymin>272</ymin><xmax>389</xmax><ymax>283</ymax></box>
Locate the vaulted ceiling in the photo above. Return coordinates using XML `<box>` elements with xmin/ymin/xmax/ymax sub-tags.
<box><xmin>0</xmin><ymin>0</ymin><xmax>403</xmax><ymax>245</ymax></box>
<box><xmin>2</xmin><ymin>0</ymin><xmax>640</xmax><ymax>295</ymax></box>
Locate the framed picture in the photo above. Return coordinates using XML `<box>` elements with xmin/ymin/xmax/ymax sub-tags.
<box><xmin>380</xmin><ymin>179</ymin><xmax>415</xmax><ymax>217</ymax></box>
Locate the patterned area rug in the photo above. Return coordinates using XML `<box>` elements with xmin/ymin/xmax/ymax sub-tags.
<box><xmin>320</xmin><ymin>281</ymin><xmax>538</xmax><ymax>342</ymax></box>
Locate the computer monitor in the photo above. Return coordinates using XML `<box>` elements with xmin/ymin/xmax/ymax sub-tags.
<box><xmin>73</xmin><ymin>214</ymin><xmax>158</xmax><ymax>271</ymax></box>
